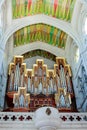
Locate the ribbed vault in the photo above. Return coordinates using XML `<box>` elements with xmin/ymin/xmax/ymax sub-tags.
<box><xmin>12</xmin><ymin>0</ymin><xmax>76</xmax><ymax>22</ymax></box>
<box><xmin>14</xmin><ymin>23</ymin><xmax>67</xmax><ymax>49</ymax></box>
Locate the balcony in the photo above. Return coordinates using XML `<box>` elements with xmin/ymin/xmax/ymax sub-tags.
<box><xmin>0</xmin><ymin>107</ymin><xmax>87</xmax><ymax>130</ymax></box>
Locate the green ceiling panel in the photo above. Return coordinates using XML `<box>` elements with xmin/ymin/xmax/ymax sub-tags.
<box><xmin>14</xmin><ymin>23</ymin><xmax>67</xmax><ymax>49</ymax></box>
<box><xmin>22</xmin><ymin>49</ymin><xmax>56</xmax><ymax>61</ymax></box>
<box><xmin>12</xmin><ymin>0</ymin><xmax>76</xmax><ymax>22</ymax></box>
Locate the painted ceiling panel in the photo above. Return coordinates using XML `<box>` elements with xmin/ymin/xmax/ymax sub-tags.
<box><xmin>14</xmin><ymin>23</ymin><xmax>68</xmax><ymax>49</ymax></box>
<box><xmin>22</xmin><ymin>49</ymin><xmax>56</xmax><ymax>61</ymax></box>
<box><xmin>12</xmin><ymin>0</ymin><xmax>76</xmax><ymax>22</ymax></box>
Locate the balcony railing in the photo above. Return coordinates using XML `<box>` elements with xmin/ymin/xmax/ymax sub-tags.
<box><xmin>59</xmin><ymin>113</ymin><xmax>87</xmax><ymax>122</ymax></box>
<box><xmin>0</xmin><ymin>112</ymin><xmax>87</xmax><ymax>122</ymax></box>
<box><xmin>0</xmin><ymin>112</ymin><xmax>34</xmax><ymax>121</ymax></box>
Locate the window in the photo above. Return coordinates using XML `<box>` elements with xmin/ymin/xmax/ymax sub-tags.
<box><xmin>84</xmin><ymin>18</ymin><xmax>87</xmax><ymax>35</ymax></box>
<box><xmin>74</xmin><ymin>47</ymin><xmax>79</xmax><ymax>63</ymax></box>
<box><xmin>82</xmin><ymin>17</ymin><xmax>87</xmax><ymax>45</ymax></box>
<box><xmin>0</xmin><ymin>11</ymin><xmax>2</xmax><ymax>27</ymax></box>
<box><xmin>0</xmin><ymin>11</ymin><xmax>2</xmax><ymax>38</ymax></box>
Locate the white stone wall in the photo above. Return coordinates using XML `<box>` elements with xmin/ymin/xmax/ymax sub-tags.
<box><xmin>24</xmin><ymin>56</ymin><xmax>55</xmax><ymax>69</ymax></box>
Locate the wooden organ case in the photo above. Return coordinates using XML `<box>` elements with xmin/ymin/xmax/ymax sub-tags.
<box><xmin>5</xmin><ymin>56</ymin><xmax>76</xmax><ymax>112</ymax></box>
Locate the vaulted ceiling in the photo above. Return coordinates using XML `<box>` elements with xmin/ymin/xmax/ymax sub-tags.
<box><xmin>12</xmin><ymin>0</ymin><xmax>76</xmax><ymax>22</ymax></box>
<box><xmin>12</xmin><ymin>0</ymin><xmax>76</xmax><ymax>57</ymax></box>
<box><xmin>14</xmin><ymin>23</ymin><xmax>67</xmax><ymax>49</ymax></box>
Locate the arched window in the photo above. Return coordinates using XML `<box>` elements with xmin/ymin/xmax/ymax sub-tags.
<box><xmin>0</xmin><ymin>11</ymin><xmax>2</xmax><ymax>27</ymax></box>
<box><xmin>74</xmin><ymin>47</ymin><xmax>79</xmax><ymax>63</ymax></box>
<box><xmin>0</xmin><ymin>10</ymin><xmax>3</xmax><ymax>38</ymax></box>
<box><xmin>82</xmin><ymin>17</ymin><xmax>87</xmax><ymax>45</ymax></box>
<box><xmin>84</xmin><ymin>17</ymin><xmax>87</xmax><ymax>35</ymax></box>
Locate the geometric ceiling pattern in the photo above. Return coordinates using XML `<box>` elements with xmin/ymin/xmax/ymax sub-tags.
<box><xmin>12</xmin><ymin>0</ymin><xmax>76</xmax><ymax>22</ymax></box>
<box><xmin>22</xmin><ymin>49</ymin><xmax>56</xmax><ymax>61</ymax></box>
<box><xmin>14</xmin><ymin>23</ymin><xmax>68</xmax><ymax>49</ymax></box>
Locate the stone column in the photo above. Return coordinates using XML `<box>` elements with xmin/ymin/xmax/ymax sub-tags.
<box><xmin>6</xmin><ymin>0</ymin><xmax>12</xmax><ymax>27</ymax></box>
<box><xmin>71</xmin><ymin>0</ymin><xmax>82</xmax><ymax>30</ymax></box>
<box><xmin>0</xmin><ymin>55</ymin><xmax>7</xmax><ymax>109</ymax></box>
<box><xmin>7</xmin><ymin>35</ymin><xmax>14</xmax><ymax>64</ymax></box>
<box><xmin>81</xmin><ymin>50</ymin><xmax>87</xmax><ymax>74</ymax></box>
<box><xmin>0</xmin><ymin>47</ymin><xmax>8</xmax><ymax>110</ymax></box>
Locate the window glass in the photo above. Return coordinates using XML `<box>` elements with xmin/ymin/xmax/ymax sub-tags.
<box><xmin>84</xmin><ymin>18</ymin><xmax>87</xmax><ymax>35</ymax></box>
<box><xmin>74</xmin><ymin>48</ymin><xmax>79</xmax><ymax>63</ymax></box>
<box><xmin>0</xmin><ymin>12</ymin><xmax>1</xmax><ymax>27</ymax></box>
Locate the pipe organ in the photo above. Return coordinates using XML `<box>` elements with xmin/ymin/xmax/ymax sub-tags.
<box><xmin>13</xmin><ymin>87</ymin><xmax>30</xmax><ymax>111</ymax></box>
<box><xmin>6</xmin><ymin>56</ymin><xmax>76</xmax><ymax>112</ymax></box>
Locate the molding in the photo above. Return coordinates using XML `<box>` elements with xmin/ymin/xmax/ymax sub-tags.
<box><xmin>13</xmin><ymin>41</ymin><xmax>65</xmax><ymax>57</ymax></box>
<box><xmin>6</xmin><ymin>41</ymin><xmax>65</xmax><ymax>65</ymax></box>
<box><xmin>0</xmin><ymin>14</ymin><xmax>82</xmax><ymax>51</ymax></box>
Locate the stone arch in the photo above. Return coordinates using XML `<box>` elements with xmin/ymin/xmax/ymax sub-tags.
<box><xmin>0</xmin><ymin>15</ymin><xmax>81</xmax><ymax>50</ymax></box>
